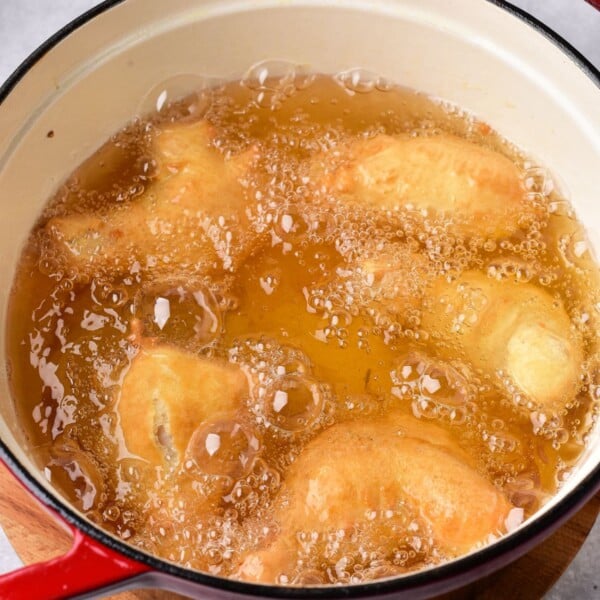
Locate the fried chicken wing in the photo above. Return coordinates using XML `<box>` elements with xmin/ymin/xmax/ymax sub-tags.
<box><xmin>45</xmin><ymin>120</ymin><xmax>260</xmax><ymax>282</ymax></box>
<box><xmin>118</xmin><ymin>343</ymin><xmax>248</xmax><ymax>467</ymax></box>
<box><xmin>311</xmin><ymin>133</ymin><xmax>540</xmax><ymax>239</ymax></box>
<box><xmin>237</xmin><ymin>414</ymin><xmax>513</xmax><ymax>583</ymax></box>
<box><xmin>422</xmin><ymin>271</ymin><xmax>583</xmax><ymax>412</ymax></box>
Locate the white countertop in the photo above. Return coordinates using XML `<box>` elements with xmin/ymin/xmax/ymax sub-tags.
<box><xmin>0</xmin><ymin>1</ymin><xmax>598</xmax><ymax>599</ymax></box>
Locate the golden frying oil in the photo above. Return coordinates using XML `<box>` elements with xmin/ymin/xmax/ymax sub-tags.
<box><xmin>5</xmin><ymin>69</ymin><xmax>600</xmax><ymax>582</ymax></box>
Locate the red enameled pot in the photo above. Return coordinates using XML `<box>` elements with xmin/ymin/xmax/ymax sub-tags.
<box><xmin>0</xmin><ymin>1</ymin><xmax>599</xmax><ymax>598</ymax></box>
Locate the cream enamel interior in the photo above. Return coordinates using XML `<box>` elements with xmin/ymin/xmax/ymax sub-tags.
<box><xmin>0</xmin><ymin>0</ymin><xmax>599</xmax><ymax>577</ymax></box>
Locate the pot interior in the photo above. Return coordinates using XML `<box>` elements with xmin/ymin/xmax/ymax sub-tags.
<box><xmin>0</xmin><ymin>0</ymin><xmax>598</xmax><ymax>586</ymax></box>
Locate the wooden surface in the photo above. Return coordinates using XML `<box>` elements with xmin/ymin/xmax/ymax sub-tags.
<box><xmin>0</xmin><ymin>461</ymin><xmax>598</xmax><ymax>600</ymax></box>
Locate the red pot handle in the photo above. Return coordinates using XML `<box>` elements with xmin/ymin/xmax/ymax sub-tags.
<box><xmin>0</xmin><ymin>474</ymin><xmax>151</xmax><ymax>600</ymax></box>
<box><xmin>586</xmin><ymin>0</ymin><xmax>600</xmax><ymax>9</ymax></box>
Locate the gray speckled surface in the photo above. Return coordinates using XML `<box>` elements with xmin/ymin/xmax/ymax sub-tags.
<box><xmin>0</xmin><ymin>1</ymin><xmax>598</xmax><ymax>599</ymax></box>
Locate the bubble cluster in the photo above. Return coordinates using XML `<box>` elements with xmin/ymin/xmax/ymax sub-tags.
<box><xmin>287</xmin><ymin>505</ymin><xmax>434</xmax><ymax>585</ymax></box>
<box><xmin>335</xmin><ymin>68</ymin><xmax>393</xmax><ymax>94</ymax></box>
<box><xmin>391</xmin><ymin>353</ymin><xmax>471</xmax><ymax>423</ymax></box>
<box><xmin>486</xmin><ymin>259</ymin><xmax>536</xmax><ymax>283</ymax></box>
<box><xmin>558</xmin><ymin>231</ymin><xmax>592</xmax><ymax>272</ymax></box>
<box><xmin>229</xmin><ymin>337</ymin><xmax>333</xmax><ymax>437</ymax></box>
<box><xmin>242</xmin><ymin>60</ymin><xmax>316</xmax><ymax>110</ymax></box>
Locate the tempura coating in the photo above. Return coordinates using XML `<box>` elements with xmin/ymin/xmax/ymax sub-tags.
<box><xmin>118</xmin><ymin>343</ymin><xmax>248</xmax><ymax>467</ymax></box>
<box><xmin>237</xmin><ymin>414</ymin><xmax>512</xmax><ymax>583</ymax></box>
<box><xmin>311</xmin><ymin>133</ymin><xmax>540</xmax><ymax>240</ymax></box>
<box><xmin>422</xmin><ymin>271</ymin><xmax>583</xmax><ymax>412</ymax></box>
<box><xmin>44</xmin><ymin>121</ymin><xmax>260</xmax><ymax>282</ymax></box>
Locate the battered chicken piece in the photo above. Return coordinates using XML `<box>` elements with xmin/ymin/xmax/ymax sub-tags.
<box><xmin>117</xmin><ymin>342</ymin><xmax>256</xmax><ymax>564</ymax></box>
<box><xmin>45</xmin><ymin>120</ymin><xmax>259</xmax><ymax>282</ymax></box>
<box><xmin>118</xmin><ymin>343</ymin><xmax>248</xmax><ymax>467</ymax></box>
<box><xmin>311</xmin><ymin>133</ymin><xmax>539</xmax><ymax>240</ymax></box>
<box><xmin>237</xmin><ymin>414</ymin><xmax>513</xmax><ymax>583</ymax></box>
<box><xmin>422</xmin><ymin>271</ymin><xmax>583</xmax><ymax>412</ymax></box>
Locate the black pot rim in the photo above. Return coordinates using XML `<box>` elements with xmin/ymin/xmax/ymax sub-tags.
<box><xmin>0</xmin><ymin>0</ymin><xmax>599</xmax><ymax>598</ymax></box>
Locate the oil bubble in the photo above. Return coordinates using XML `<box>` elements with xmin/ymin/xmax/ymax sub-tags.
<box><xmin>264</xmin><ymin>374</ymin><xmax>326</xmax><ymax>432</ymax></box>
<box><xmin>293</xmin><ymin>65</ymin><xmax>317</xmax><ymax>90</ymax></box>
<box><xmin>391</xmin><ymin>353</ymin><xmax>470</xmax><ymax>422</ymax></box>
<box><xmin>91</xmin><ymin>277</ymin><xmax>130</xmax><ymax>307</ymax></box>
<box><xmin>486</xmin><ymin>431</ymin><xmax>520</xmax><ymax>455</ymax></box>
<box><xmin>134</xmin><ymin>282</ymin><xmax>222</xmax><ymax>348</ymax></box>
<box><xmin>419</xmin><ymin>362</ymin><xmax>469</xmax><ymax>408</ymax></box>
<box><xmin>258</xmin><ymin>270</ymin><xmax>281</xmax><ymax>296</ymax></box>
<box><xmin>242</xmin><ymin>60</ymin><xmax>297</xmax><ymax>91</ymax></box>
<box><xmin>449</xmin><ymin>283</ymin><xmax>489</xmax><ymax>333</ymax></box>
<box><xmin>335</xmin><ymin>68</ymin><xmax>393</xmax><ymax>94</ymax></box>
<box><xmin>411</xmin><ymin>396</ymin><xmax>439</xmax><ymax>420</ymax></box>
<box><xmin>558</xmin><ymin>231</ymin><xmax>592</xmax><ymax>270</ymax></box>
<box><xmin>274</xmin><ymin>207</ymin><xmax>311</xmax><ymax>242</ymax></box>
<box><xmin>103</xmin><ymin>504</ymin><xmax>121</xmax><ymax>522</ymax></box>
<box><xmin>185</xmin><ymin>420</ymin><xmax>260</xmax><ymax>479</ymax></box>
<box><xmin>138</xmin><ymin>74</ymin><xmax>219</xmax><ymax>120</ymax></box>
<box><xmin>242</xmin><ymin>60</ymin><xmax>314</xmax><ymax>109</ymax></box>
<box><xmin>523</xmin><ymin>166</ymin><xmax>554</xmax><ymax>197</ymax></box>
<box><xmin>390</xmin><ymin>353</ymin><xmax>427</xmax><ymax>398</ymax></box>
<box><xmin>486</xmin><ymin>260</ymin><xmax>534</xmax><ymax>283</ymax></box>
<box><xmin>277</xmin><ymin>346</ymin><xmax>311</xmax><ymax>376</ymax></box>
